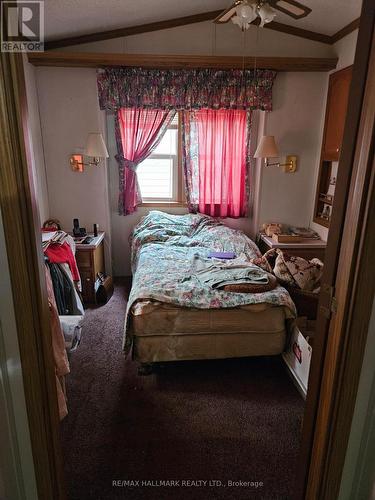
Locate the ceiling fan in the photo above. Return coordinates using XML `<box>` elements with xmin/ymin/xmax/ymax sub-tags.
<box><xmin>214</xmin><ymin>0</ymin><xmax>312</xmax><ymax>30</ymax></box>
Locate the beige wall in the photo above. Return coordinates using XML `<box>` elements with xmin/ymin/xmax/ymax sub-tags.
<box><xmin>37</xmin><ymin>22</ymin><xmax>337</xmax><ymax>275</ymax></box>
<box><xmin>23</xmin><ymin>57</ymin><xmax>50</xmax><ymax>224</ymax></box>
<box><xmin>258</xmin><ymin>71</ymin><xmax>328</xmax><ymax>228</ymax></box>
<box><xmin>333</xmin><ymin>29</ymin><xmax>359</xmax><ymax>71</ymax></box>
<box><xmin>36</xmin><ymin>67</ymin><xmax>113</xmax><ymax>273</ymax></box>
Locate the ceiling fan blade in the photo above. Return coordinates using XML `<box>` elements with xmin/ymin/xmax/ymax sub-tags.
<box><xmin>269</xmin><ymin>0</ymin><xmax>312</xmax><ymax>19</ymax></box>
<box><xmin>213</xmin><ymin>4</ymin><xmax>239</xmax><ymax>23</ymax></box>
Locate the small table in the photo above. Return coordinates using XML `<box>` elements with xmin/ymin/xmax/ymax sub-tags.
<box><xmin>257</xmin><ymin>233</ymin><xmax>326</xmax><ymax>261</ymax></box>
<box><xmin>75</xmin><ymin>232</ymin><xmax>105</xmax><ymax>304</ymax></box>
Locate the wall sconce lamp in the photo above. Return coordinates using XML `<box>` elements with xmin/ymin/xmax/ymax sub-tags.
<box><xmin>254</xmin><ymin>135</ymin><xmax>298</xmax><ymax>173</ymax></box>
<box><xmin>70</xmin><ymin>133</ymin><xmax>109</xmax><ymax>172</ymax></box>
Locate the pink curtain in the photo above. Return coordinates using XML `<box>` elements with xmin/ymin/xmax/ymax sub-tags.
<box><xmin>195</xmin><ymin>109</ymin><xmax>248</xmax><ymax>218</ymax></box>
<box><xmin>116</xmin><ymin>108</ymin><xmax>175</xmax><ymax>215</ymax></box>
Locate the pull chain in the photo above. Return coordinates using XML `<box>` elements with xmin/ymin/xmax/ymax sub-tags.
<box><xmin>212</xmin><ymin>23</ymin><xmax>217</xmax><ymax>56</ymax></box>
<box><xmin>254</xmin><ymin>25</ymin><xmax>260</xmax><ymax>102</ymax></box>
<box><xmin>242</xmin><ymin>28</ymin><xmax>246</xmax><ymax>72</ymax></box>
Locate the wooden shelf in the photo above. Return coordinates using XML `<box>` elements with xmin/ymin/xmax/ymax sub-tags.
<box><xmin>319</xmin><ymin>197</ymin><xmax>333</xmax><ymax>206</ymax></box>
<box><xmin>313</xmin><ymin>216</ymin><xmax>330</xmax><ymax>228</ymax></box>
<box><xmin>313</xmin><ymin>66</ymin><xmax>352</xmax><ymax>230</ymax></box>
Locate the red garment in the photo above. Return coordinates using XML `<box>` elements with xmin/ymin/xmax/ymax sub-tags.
<box><xmin>196</xmin><ymin>109</ymin><xmax>248</xmax><ymax>218</ymax></box>
<box><xmin>45</xmin><ymin>266</ymin><xmax>70</xmax><ymax>420</ymax></box>
<box><xmin>45</xmin><ymin>242</ymin><xmax>80</xmax><ymax>281</ymax></box>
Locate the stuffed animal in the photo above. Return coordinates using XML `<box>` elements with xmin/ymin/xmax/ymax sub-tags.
<box><xmin>263</xmin><ymin>223</ymin><xmax>282</xmax><ymax>237</ymax></box>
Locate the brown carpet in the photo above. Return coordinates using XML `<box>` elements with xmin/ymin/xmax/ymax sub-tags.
<box><xmin>61</xmin><ymin>280</ymin><xmax>304</xmax><ymax>500</ymax></box>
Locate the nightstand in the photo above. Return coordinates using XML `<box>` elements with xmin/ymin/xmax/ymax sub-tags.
<box><xmin>257</xmin><ymin>233</ymin><xmax>326</xmax><ymax>261</ymax></box>
<box><xmin>75</xmin><ymin>232</ymin><xmax>105</xmax><ymax>304</ymax></box>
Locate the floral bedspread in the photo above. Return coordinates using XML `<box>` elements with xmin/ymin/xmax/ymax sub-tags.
<box><xmin>124</xmin><ymin>211</ymin><xmax>296</xmax><ymax>352</ymax></box>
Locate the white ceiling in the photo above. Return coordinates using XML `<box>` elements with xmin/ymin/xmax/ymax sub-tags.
<box><xmin>44</xmin><ymin>0</ymin><xmax>362</xmax><ymax>41</ymax></box>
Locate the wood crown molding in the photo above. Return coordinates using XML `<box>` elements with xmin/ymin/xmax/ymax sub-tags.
<box><xmin>331</xmin><ymin>18</ymin><xmax>361</xmax><ymax>44</ymax></box>
<box><xmin>43</xmin><ymin>10</ymin><xmax>360</xmax><ymax>51</ymax></box>
<box><xmin>44</xmin><ymin>10</ymin><xmax>224</xmax><ymax>50</ymax></box>
<box><xmin>28</xmin><ymin>51</ymin><xmax>338</xmax><ymax>72</ymax></box>
<box><xmin>258</xmin><ymin>18</ymin><xmax>331</xmax><ymax>44</ymax></box>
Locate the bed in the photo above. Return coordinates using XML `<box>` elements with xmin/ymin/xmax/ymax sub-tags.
<box><xmin>124</xmin><ymin>211</ymin><xmax>296</xmax><ymax>366</ymax></box>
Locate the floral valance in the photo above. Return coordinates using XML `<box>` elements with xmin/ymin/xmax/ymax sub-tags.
<box><xmin>97</xmin><ymin>67</ymin><xmax>276</xmax><ymax>112</ymax></box>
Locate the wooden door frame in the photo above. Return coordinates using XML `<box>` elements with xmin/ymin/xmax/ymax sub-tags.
<box><xmin>296</xmin><ymin>2</ymin><xmax>375</xmax><ymax>498</ymax></box>
<box><xmin>0</xmin><ymin>52</ymin><xmax>66</xmax><ymax>499</ymax></box>
<box><xmin>0</xmin><ymin>3</ymin><xmax>373</xmax><ymax>499</ymax></box>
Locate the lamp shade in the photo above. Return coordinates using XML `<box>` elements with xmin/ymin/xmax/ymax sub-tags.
<box><xmin>254</xmin><ymin>135</ymin><xmax>279</xmax><ymax>158</ymax></box>
<box><xmin>258</xmin><ymin>4</ymin><xmax>277</xmax><ymax>27</ymax></box>
<box><xmin>85</xmin><ymin>133</ymin><xmax>109</xmax><ymax>158</ymax></box>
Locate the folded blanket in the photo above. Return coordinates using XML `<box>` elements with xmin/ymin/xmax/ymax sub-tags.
<box><xmin>190</xmin><ymin>254</ymin><xmax>269</xmax><ymax>290</ymax></box>
<box><xmin>223</xmin><ymin>273</ymin><xmax>277</xmax><ymax>293</ymax></box>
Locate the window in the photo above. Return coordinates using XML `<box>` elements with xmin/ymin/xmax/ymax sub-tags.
<box><xmin>137</xmin><ymin>114</ymin><xmax>183</xmax><ymax>204</ymax></box>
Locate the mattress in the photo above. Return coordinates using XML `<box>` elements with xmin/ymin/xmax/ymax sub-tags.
<box><xmin>131</xmin><ymin>300</ymin><xmax>287</xmax><ymax>363</ymax></box>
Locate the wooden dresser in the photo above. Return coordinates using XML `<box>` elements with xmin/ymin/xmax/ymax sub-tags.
<box><xmin>75</xmin><ymin>232</ymin><xmax>105</xmax><ymax>304</ymax></box>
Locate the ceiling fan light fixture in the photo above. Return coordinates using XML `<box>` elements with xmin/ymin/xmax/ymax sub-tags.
<box><xmin>232</xmin><ymin>1</ymin><xmax>256</xmax><ymax>30</ymax></box>
<box><xmin>229</xmin><ymin>0</ymin><xmax>277</xmax><ymax>30</ymax></box>
<box><xmin>236</xmin><ymin>2</ymin><xmax>255</xmax><ymax>19</ymax></box>
<box><xmin>215</xmin><ymin>0</ymin><xmax>311</xmax><ymax>28</ymax></box>
<box><xmin>232</xmin><ymin>15</ymin><xmax>250</xmax><ymax>30</ymax></box>
<box><xmin>258</xmin><ymin>3</ymin><xmax>277</xmax><ymax>27</ymax></box>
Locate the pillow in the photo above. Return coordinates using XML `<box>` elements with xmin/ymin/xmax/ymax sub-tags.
<box><xmin>250</xmin><ymin>248</ymin><xmax>277</xmax><ymax>273</ymax></box>
<box><xmin>273</xmin><ymin>251</ymin><xmax>297</xmax><ymax>287</ymax></box>
<box><xmin>223</xmin><ymin>273</ymin><xmax>277</xmax><ymax>293</ymax></box>
<box><xmin>274</xmin><ymin>250</ymin><xmax>323</xmax><ymax>291</ymax></box>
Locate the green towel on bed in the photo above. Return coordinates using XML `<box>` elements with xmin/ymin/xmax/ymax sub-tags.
<box><xmin>190</xmin><ymin>254</ymin><xmax>269</xmax><ymax>290</ymax></box>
